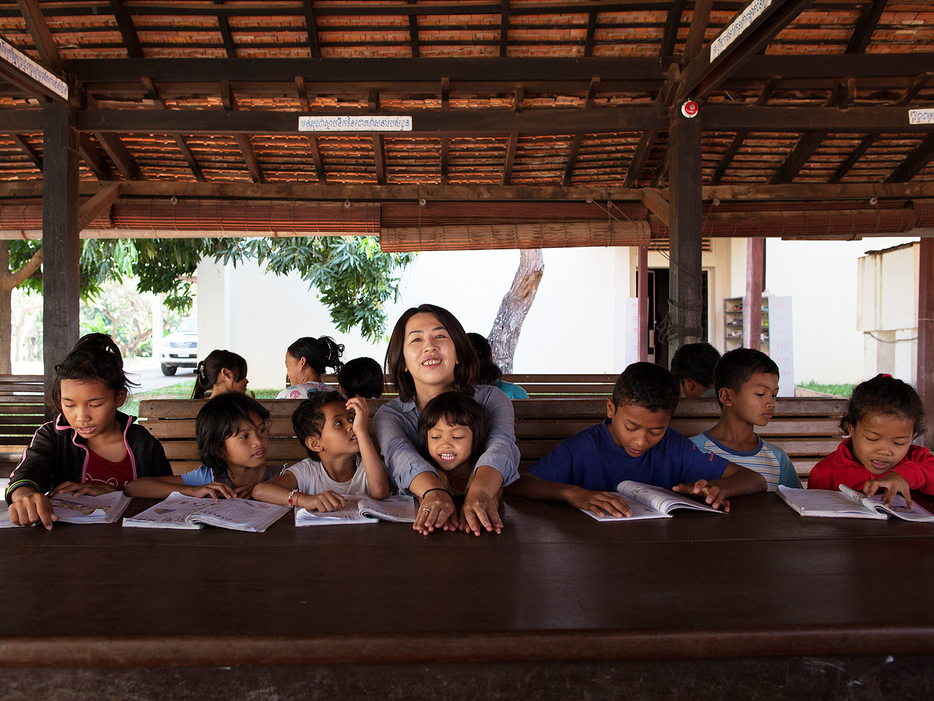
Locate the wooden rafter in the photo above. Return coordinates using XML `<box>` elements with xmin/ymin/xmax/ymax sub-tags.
<box><xmin>16</xmin><ymin>0</ymin><xmax>61</xmax><ymax>71</ymax></box>
<box><xmin>500</xmin><ymin>1</ymin><xmax>510</xmax><ymax>58</ymax></box>
<box><xmin>302</xmin><ymin>0</ymin><xmax>321</xmax><ymax>59</ymax></box>
<box><xmin>221</xmin><ymin>81</ymin><xmax>263</xmax><ymax>184</ymax></box>
<box><xmin>141</xmin><ymin>77</ymin><xmax>205</xmax><ymax>182</ymax></box>
<box><xmin>886</xmin><ymin>134</ymin><xmax>934</xmax><ymax>184</ymax></box>
<box><xmin>215</xmin><ymin>0</ymin><xmax>238</xmax><ymax>58</ymax></box>
<box><xmin>373</xmin><ymin>135</ymin><xmax>386</xmax><ymax>186</ymax></box>
<box><xmin>77</xmin><ymin>133</ymin><xmax>114</xmax><ymax>181</ymax></box>
<box><xmin>584</xmin><ymin>12</ymin><xmax>598</xmax><ymax>57</ymax></box>
<box><xmin>626</xmin><ymin>63</ymin><xmax>680</xmax><ymax>188</ymax></box>
<box><xmin>84</xmin><ymin>95</ymin><xmax>142</xmax><ymax>180</ymax></box>
<box><xmin>660</xmin><ymin>0</ymin><xmax>686</xmax><ymax>59</ymax></box>
<box><xmin>680</xmin><ymin>0</ymin><xmax>712</xmax><ymax>65</ymax></box>
<box><xmin>408</xmin><ymin>0</ymin><xmax>420</xmax><ymax>58</ymax></box>
<box><xmin>710</xmin><ymin>76</ymin><xmax>780</xmax><ymax>186</ymax></box>
<box><xmin>846</xmin><ymin>0</ymin><xmax>889</xmax><ymax>54</ymax></box>
<box><xmin>10</xmin><ymin>134</ymin><xmax>42</xmax><ymax>171</ymax></box>
<box><xmin>78</xmin><ymin>183</ymin><xmax>121</xmax><ymax>231</ymax></box>
<box><xmin>441</xmin><ymin>77</ymin><xmax>450</xmax><ymax>183</ymax></box>
<box><xmin>108</xmin><ymin>0</ymin><xmax>143</xmax><ymax>59</ymax></box>
<box><xmin>563</xmin><ymin>77</ymin><xmax>600</xmax><ymax>188</ymax></box>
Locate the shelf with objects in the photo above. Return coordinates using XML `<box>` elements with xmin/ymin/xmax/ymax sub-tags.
<box><xmin>722</xmin><ymin>294</ymin><xmax>795</xmax><ymax>397</ymax></box>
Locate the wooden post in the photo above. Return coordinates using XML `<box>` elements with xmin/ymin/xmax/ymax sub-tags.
<box><xmin>42</xmin><ymin>103</ymin><xmax>81</xmax><ymax>412</ymax></box>
<box><xmin>638</xmin><ymin>246</ymin><xmax>649</xmax><ymax>362</ymax></box>
<box><xmin>667</xmin><ymin>109</ymin><xmax>704</xmax><ymax>364</ymax></box>
<box><xmin>744</xmin><ymin>237</ymin><xmax>765</xmax><ymax>351</ymax></box>
<box><xmin>919</xmin><ymin>238</ymin><xmax>934</xmax><ymax>449</ymax></box>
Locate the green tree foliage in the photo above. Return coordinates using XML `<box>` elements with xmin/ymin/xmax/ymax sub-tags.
<box><xmin>214</xmin><ymin>237</ymin><xmax>415</xmax><ymax>341</ymax></box>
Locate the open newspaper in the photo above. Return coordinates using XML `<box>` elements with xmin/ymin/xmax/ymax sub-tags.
<box><xmin>778</xmin><ymin>485</ymin><xmax>934</xmax><ymax>522</ymax></box>
<box><xmin>295</xmin><ymin>494</ymin><xmax>416</xmax><ymax>526</ymax></box>
<box><xmin>49</xmin><ymin>490</ymin><xmax>132</xmax><ymax>524</ymax></box>
<box><xmin>123</xmin><ymin>492</ymin><xmax>290</xmax><ymax>532</ymax></box>
<box><xmin>581</xmin><ymin>480</ymin><xmax>723</xmax><ymax>521</ymax></box>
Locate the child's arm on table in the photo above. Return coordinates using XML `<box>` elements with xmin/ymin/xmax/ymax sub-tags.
<box><xmin>673</xmin><ymin>462</ymin><xmax>767</xmax><ymax>512</ymax></box>
<box><xmin>862</xmin><ymin>472</ymin><xmax>912</xmax><ymax>508</ymax></box>
<box><xmin>347</xmin><ymin>396</ymin><xmax>390</xmax><ymax>499</ymax></box>
<box><xmin>124</xmin><ymin>474</ymin><xmax>236</xmax><ymax>501</ymax></box>
<box><xmin>409</xmin><ymin>471</ymin><xmax>459</xmax><ymax>535</ymax></box>
<box><xmin>460</xmin><ymin>465</ymin><xmax>505</xmax><ymax>536</ymax></box>
<box><xmin>251</xmin><ymin>471</ymin><xmax>345</xmax><ymax>512</ymax></box>
<box><xmin>504</xmin><ymin>469</ymin><xmax>632</xmax><ymax>518</ymax></box>
<box><xmin>50</xmin><ymin>481</ymin><xmax>116</xmax><ymax>497</ymax></box>
<box><xmin>7</xmin><ymin>486</ymin><xmax>57</xmax><ymax>529</ymax></box>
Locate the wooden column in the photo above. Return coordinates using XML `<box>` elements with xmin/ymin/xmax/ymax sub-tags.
<box><xmin>42</xmin><ymin>103</ymin><xmax>81</xmax><ymax>407</ymax></box>
<box><xmin>919</xmin><ymin>238</ymin><xmax>934</xmax><ymax>449</ymax></box>
<box><xmin>744</xmin><ymin>237</ymin><xmax>765</xmax><ymax>351</ymax></box>
<box><xmin>667</xmin><ymin>110</ymin><xmax>704</xmax><ymax>364</ymax></box>
<box><xmin>638</xmin><ymin>246</ymin><xmax>649</xmax><ymax>362</ymax></box>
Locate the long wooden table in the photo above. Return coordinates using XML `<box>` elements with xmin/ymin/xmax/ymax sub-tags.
<box><xmin>2</xmin><ymin>493</ymin><xmax>933</xmax><ymax>697</ymax></box>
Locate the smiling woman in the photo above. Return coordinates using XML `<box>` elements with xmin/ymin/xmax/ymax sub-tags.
<box><xmin>374</xmin><ymin>304</ymin><xmax>520</xmax><ymax>537</ymax></box>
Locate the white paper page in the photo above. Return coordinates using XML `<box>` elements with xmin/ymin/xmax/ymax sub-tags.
<box><xmin>51</xmin><ymin>491</ymin><xmax>131</xmax><ymax>524</ymax></box>
<box><xmin>187</xmin><ymin>498</ymin><xmax>290</xmax><ymax>532</ymax></box>
<box><xmin>123</xmin><ymin>492</ymin><xmax>215</xmax><ymax>529</ymax></box>
<box><xmin>778</xmin><ymin>486</ymin><xmax>886</xmax><ymax>519</ymax></box>
<box><xmin>616</xmin><ymin>480</ymin><xmax>720</xmax><ymax>514</ymax></box>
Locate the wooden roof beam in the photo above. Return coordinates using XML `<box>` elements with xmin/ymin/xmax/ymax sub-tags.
<box><xmin>78</xmin><ymin>183</ymin><xmax>121</xmax><ymax>231</ymax></box>
<box><xmin>408</xmin><ymin>0</ymin><xmax>420</xmax><ymax>58</ymax></box>
<box><xmin>108</xmin><ymin>0</ymin><xmax>143</xmax><ymax>59</ymax></box>
<box><xmin>846</xmin><ymin>0</ymin><xmax>888</xmax><ymax>54</ymax></box>
<box><xmin>302</xmin><ymin>0</ymin><xmax>322</xmax><ymax>59</ymax></box>
<box><xmin>373</xmin><ymin>135</ymin><xmax>386</xmax><ymax>186</ymax></box>
<box><xmin>678</xmin><ymin>0</ymin><xmax>814</xmax><ymax>103</ymax></box>
<box><xmin>141</xmin><ymin>77</ymin><xmax>204</xmax><ymax>182</ymax></box>
<box><xmin>441</xmin><ymin>77</ymin><xmax>450</xmax><ymax>184</ymax></box>
<box><xmin>563</xmin><ymin>77</ymin><xmax>600</xmax><ymax>188</ymax></box>
<box><xmin>16</xmin><ymin>0</ymin><xmax>61</xmax><ymax>71</ymax></box>
<box><xmin>660</xmin><ymin>0</ymin><xmax>686</xmax><ymax>59</ymax></box>
<box><xmin>885</xmin><ymin>134</ymin><xmax>934</xmax><ymax>184</ymax></box>
<box><xmin>85</xmin><ymin>94</ymin><xmax>142</xmax><ymax>180</ymax></box>
<box><xmin>308</xmin><ymin>135</ymin><xmax>325</xmax><ymax>183</ymax></box>
<box><xmin>214</xmin><ymin>0</ymin><xmax>238</xmax><ymax>58</ymax></box>
<box><xmin>681</xmin><ymin>0</ymin><xmax>712</xmax><ymax>64</ymax></box>
<box><xmin>78</xmin><ymin>133</ymin><xmax>114</xmax><ymax>181</ymax></box>
<box><xmin>584</xmin><ymin>12</ymin><xmax>598</xmax><ymax>58</ymax></box>
<box><xmin>710</xmin><ymin>75</ymin><xmax>780</xmax><ymax>186</ymax></box>
<box><xmin>500</xmin><ymin>1</ymin><xmax>510</xmax><ymax>58</ymax></box>
<box><xmin>295</xmin><ymin>77</ymin><xmax>311</xmax><ymax>111</ymax></box>
<box><xmin>641</xmin><ymin>188</ymin><xmax>669</xmax><ymax>227</ymax></box>
<box><xmin>626</xmin><ymin>63</ymin><xmax>680</xmax><ymax>188</ymax></box>
<box><xmin>10</xmin><ymin>134</ymin><xmax>42</xmax><ymax>171</ymax></box>
<box><xmin>222</xmin><ymin>81</ymin><xmax>263</xmax><ymax>184</ymax></box>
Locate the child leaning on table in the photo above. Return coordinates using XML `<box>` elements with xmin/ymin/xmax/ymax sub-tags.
<box><xmin>125</xmin><ymin>393</ymin><xmax>282</xmax><ymax>500</ymax></box>
<box><xmin>5</xmin><ymin>333</ymin><xmax>172</xmax><ymax>529</ymax></box>
<box><xmin>252</xmin><ymin>391</ymin><xmax>390</xmax><ymax>512</ymax></box>
<box><xmin>504</xmin><ymin>362</ymin><xmax>767</xmax><ymax>516</ymax></box>
<box><xmin>417</xmin><ymin>391</ymin><xmax>492</xmax><ymax>498</ymax></box>
<box><xmin>808</xmin><ymin>374</ymin><xmax>934</xmax><ymax>507</ymax></box>
<box><xmin>688</xmin><ymin>348</ymin><xmax>802</xmax><ymax>491</ymax></box>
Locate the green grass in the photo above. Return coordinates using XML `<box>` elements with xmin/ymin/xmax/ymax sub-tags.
<box><xmin>125</xmin><ymin>382</ymin><xmax>281</xmax><ymax>417</ymax></box>
<box><xmin>797</xmin><ymin>381</ymin><xmax>855</xmax><ymax>398</ymax></box>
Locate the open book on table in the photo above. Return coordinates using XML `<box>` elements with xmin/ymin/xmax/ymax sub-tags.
<box><xmin>581</xmin><ymin>480</ymin><xmax>723</xmax><ymax>521</ymax></box>
<box><xmin>49</xmin><ymin>490</ymin><xmax>132</xmax><ymax>524</ymax></box>
<box><xmin>295</xmin><ymin>494</ymin><xmax>416</xmax><ymax>526</ymax></box>
<box><xmin>123</xmin><ymin>492</ymin><xmax>290</xmax><ymax>532</ymax></box>
<box><xmin>778</xmin><ymin>485</ymin><xmax>934</xmax><ymax>522</ymax></box>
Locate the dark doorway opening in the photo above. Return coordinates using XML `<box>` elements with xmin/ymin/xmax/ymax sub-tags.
<box><xmin>640</xmin><ymin>268</ymin><xmax>709</xmax><ymax>368</ymax></box>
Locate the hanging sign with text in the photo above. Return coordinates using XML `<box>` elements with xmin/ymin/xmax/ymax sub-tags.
<box><xmin>0</xmin><ymin>36</ymin><xmax>68</xmax><ymax>100</ymax></box>
<box><xmin>299</xmin><ymin>116</ymin><xmax>413</xmax><ymax>132</ymax></box>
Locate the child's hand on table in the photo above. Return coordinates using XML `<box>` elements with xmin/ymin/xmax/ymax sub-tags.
<box><xmin>566</xmin><ymin>486</ymin><xmax>632</xmax><ymax>518</ymax></box>
<box><xmin>8</xmin><ymin>488</ymin><xmax>57</xmax><ymax>529</ymax></box>
<box><xmin>51</xmin><ymin>481</ymin><xmax>116</xmax><ymax>497</ymax></box>
<box><xmin>181</xmin><ymin>482</ymin><xmax>237</xmax><ymax>501</ymax></box>
<box><xmin>303</xmin><ymin>490</ymin><xmax>346</xmax><ymax>513</ymax></box>
<box><xmin>862</xmin><ymin>472</ymin><xmax>912</xmax><ymax>508</ymax></box>
<box><xmin>415</xmin><ymin>489</ymin><xmax>458</xmax><ymax>535</ymax></box>
<box><xmin>673</xmin><ymin>480</ymin><xmax>730</xmax><ymax>512</ymax></box>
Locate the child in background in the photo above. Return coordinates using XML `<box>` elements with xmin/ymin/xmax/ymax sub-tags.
<box><xmin>505</xmin><ymin>362</ymin><xmax>767</xmax><ymax>516</ymax></box>
<box><xmin>191</xmin><ymin>349</ymin><xmax>249</xmax><ymax>399</ymax></box>
<box><xmin>337</xmin><ymin>357</ymin><xmax>384</xmax><ymax>398</ymax></box>
<box><xmin>670</xmin><ymin>342</ymin><xmax>721</xmax><ymax>398</ymax></box>
<box><xmin>253</xmin><ymin>391</ymin><xmax>390</xmax><ymax>511</ymax></box>
<box><xmin>467</xmin><ymin>332</ymin><xmax>529</xmax><ymax>399</ymax></box>
<box><xmin>5</xmin><ymin>333</ymin><xmax>172</xmax><ymax>529</ymax></box>
<box><xmin>808</xmin><ymin>374</ymin><xmax>933</xmax><ymax>506</ymax></box>
<box><xmin>689</xmin><ymin>348</ymin><xmax>802</xmax><ymax>491</ymax></box>
<box><xmin>125</xmin><ymin>393</ymin><xmax>282</xmax><ymax>500</ymax></box>
<box><xmin>277</xmin><ymin>336</ymin><xmax>344</xmax><ymax>399</ymax></box>
<box><xmin>417</xmin><ymin>391</ymin><xmax>492</xmax><ymax>497</ymax></box>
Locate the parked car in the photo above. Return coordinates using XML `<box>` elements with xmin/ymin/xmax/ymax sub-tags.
<box><xmin>161</xmin><ymin>318</ymin><xmax>198</xmax><ymax>376</ymax></box>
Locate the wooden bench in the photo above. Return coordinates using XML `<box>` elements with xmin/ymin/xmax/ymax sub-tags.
<box><xmin>318</xmin><ymin>374</ymin><xmax>618</xmax><ymax>398</ymax></box>
<box><xmin>139</xmin><ymin>396</ymin><xmax>847</xmax><ymax>482</ymax></box>
<box><xmin>0</xmin><ymin>374</ymin><xmax>45</xmax><ymax>475</ymax></box>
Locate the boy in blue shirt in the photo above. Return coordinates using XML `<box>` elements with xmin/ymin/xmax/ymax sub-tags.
<box><xmin>506</xmin><ymin>362</ymin><xmax>766</xmax><ymax>517</ymax></box>
<box><xmin>688</xmin><ymin>348</ymin><xmax>802</xmax><ymax>491</ymax></box>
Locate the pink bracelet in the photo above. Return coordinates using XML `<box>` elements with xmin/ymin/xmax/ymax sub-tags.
<box><xmin>287</xmin><ymin>489</ymin><xmax>300</xmax><ymax>507</ymax></box>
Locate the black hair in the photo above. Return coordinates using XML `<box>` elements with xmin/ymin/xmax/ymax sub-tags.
<box><xmin>337</xmin><ymin>357</ymin><xmax>384</xmax><ymax>398</ymax></box>
<box><xmin>50</xmin><ymin>333</ymin><xmax>137</xmax><ymax>411</ymax></box>
<box><xmin>713</xmin><ymin>348</ymin><xmax>779</xmax><ymax>403</ymax></box>
<box><xmin>840</xmin><ymin>374</ymin><xmax>925</xmax><ymax>438</ymax></box>
<box><xmin>196</xmin><ymin>392</ymin><xmax>271</xmax><ymax>479</ymax></box>
<box><xmin>292</xmin><ymin>390</ymin><xmax>347</xmax><ymax>460</ymax></box>
<box><xmin>611</xmin><ymin>362</ymin><xmax>680</xmax><ymax>416</ymax></box>
<box><xmin>467</xmin><ymin>332</ymin><xmax>502</xmax><ymax>386</ymax></box>
<box><xmin>385</xmin><ymin>304</ymin><xmax>480</xmax><ymax>403</ymax></box>
<box><xmin>417</xmin><ymin>391</ymin><xmax>491</xmax><ymax>463</ymax></box>
<box><xmin>192</xmin><ymin>349</ymin><xmax>248</xmax><ymax>399</ymax></box>
<box><xmin>287</xmin><ymin>336</ymin><xmax>344</xmax><ymax>376</ymax></box>
<box><xmin>670</xmin><ymin>342</ymin><xmax>721</xmax><ymax>388</ymax></box>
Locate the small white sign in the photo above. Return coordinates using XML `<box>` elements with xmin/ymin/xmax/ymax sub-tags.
<box><xmin>710</xmin><ymin>0</ymin><xmax>772</xmax><ymax>62</ymax></box>
<box><xmin>0</xmin><ymin>36</ymin><xmax>68</xmax><ymax>100</ymax></box>
<box><xmin>299</xmin><ymin>115</ymin><xmax>413</xmax><ymax>132</ymax></box>
<box><xmin>909</xmin><ymin>108</ymin><xmax>934</xmax><ymax>125</ymax></box>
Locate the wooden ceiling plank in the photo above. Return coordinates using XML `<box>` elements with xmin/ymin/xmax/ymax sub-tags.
<box><xmin>302</xmin><ymin>0</ymin><xmax>322</xmax><ymax>59</ymax></box>
<box><xmin>660</xmin><ymin>0</ymin><xmax>686</xmax><ymax>59</ymax></box>
<box><xmin>16</xmin><ymin>0</ymin><xmax>62</xmax><ymax>71</ymax></box>
<box><xmin>846</xmin><ymin>0</ymin><xmax>888</xmax><ymax>54</ymax></box>
<box><xmin>11</xmin><ymin>134</ymin><xmax>42</xmax><ymax>171</ymax></box>
<box><xmin>78</xmin><ymin>183</ymin><xmax>121</xmax><ymax>231</ymax></box>
<box><xmin>678</xmin><ymin>0</ymin><xmax>815</xmax><ymax>103</ymax></box>
<box><xmin>373</xmin><ymin>135</ymin><xmax>386</xmax><ymax>186</ymax></box>
<box><xmin>108</xmin><ymin>0</ymin><xmax>144</xmax><ymax>59</ymax></box>
<box><xmin>885</xmin><ymin>134</ymin><xmax>934</xmax><ymax>184</ymax></box>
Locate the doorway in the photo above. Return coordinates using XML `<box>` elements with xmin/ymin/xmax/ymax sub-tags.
<box><xmin>640</xmin><ymin>268</ymin><xmax>709</xmax><ymax>368</ymax></box>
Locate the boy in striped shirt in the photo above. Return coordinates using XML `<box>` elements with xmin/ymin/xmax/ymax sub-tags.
<box><xmin>689</xmin><ymin>348</ymin><xmax>802</xmax><ymax>491</ymax></box>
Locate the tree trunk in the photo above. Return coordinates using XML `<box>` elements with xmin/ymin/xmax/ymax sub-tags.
<box><xmin>488</xmin><ymin>249</ymin><xmax>544</xmax><ymax>373</ymax></box>
<box><xmin>0</xmin><ymin>241</ymin><xmax>44</xmax><ymax>374</ymax></box>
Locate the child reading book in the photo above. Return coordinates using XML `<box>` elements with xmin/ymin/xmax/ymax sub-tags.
<box><xmin>252</xmin><ymin>391</ymin><xmax>390</xmax><ymax>511</ymax></box>
<box><xmin>808</xmin><ymin>374</ymin><xmax>934</xmax><ymax>507</ymax></box>
<box><xmin>505</xmin><ymin>362</ymin><xmax>767</xmax><ymax>516</ymax></box>
<box><xmin>124</xmin><ymin>393</ymin><xmax>282</xmax><ymax>500</ymax></box>
<box><xmin>417</xmin><ymin>391</ymin><xmax>492</xmax><ymax>498</ymax></box>
<box><xmin>5</xmin><ymin>333</ymin><xmax>171</xmax><ymax>529</ymax></box>
<box><xmin>689</xmin><ymin>348</ymin><xmax>802</xmax><ymax>490</ymax></box>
